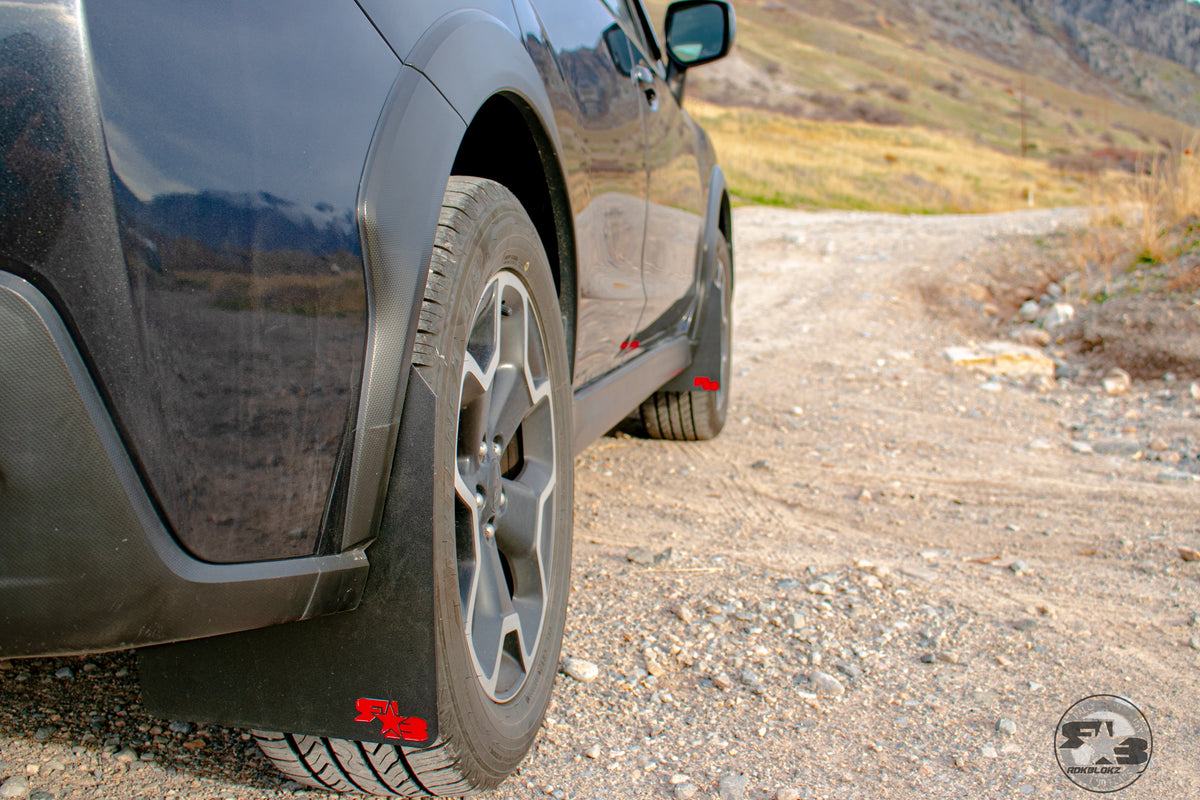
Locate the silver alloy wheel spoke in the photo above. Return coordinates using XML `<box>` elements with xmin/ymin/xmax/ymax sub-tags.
<box><xmin>454</xmin><ymin>271</ymin><xmax>555</xmax><ymax>702</ymax></box>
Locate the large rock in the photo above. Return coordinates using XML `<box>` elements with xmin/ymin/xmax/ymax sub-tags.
<box><xmin>944</xmin><ymin>342</ymin><xmax>1055</xmax><ymax>377</ymax></box>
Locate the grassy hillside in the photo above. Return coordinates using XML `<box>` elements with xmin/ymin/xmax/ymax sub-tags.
<box><xmin>646</xmin><ymin>0</ymin><xmax>1200</xmax><ymax>213</ymax></box>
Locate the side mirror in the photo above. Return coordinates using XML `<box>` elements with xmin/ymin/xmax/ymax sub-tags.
<box><xmin>664</xmin><ymin>0</ymin><xmax>734</xmax><ymax>70</ymax></box>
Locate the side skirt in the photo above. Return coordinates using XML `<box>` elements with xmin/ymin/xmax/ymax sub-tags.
<box><xmin>571</xmin><ymin>335</ymin><xmax>691</xmax><ymax>452</ymax></box>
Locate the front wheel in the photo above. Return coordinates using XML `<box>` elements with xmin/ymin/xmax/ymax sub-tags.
<box><xmin>254</xmin><ymin>177</ymin><xmax>574</xmax><ymax>796</ymax></box>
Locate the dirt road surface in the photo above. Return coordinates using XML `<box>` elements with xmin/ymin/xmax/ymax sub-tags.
<box><xmin>2</xmin><ymin>206</ymin><xmax>1198</xmax><ymax>799</ymax></box>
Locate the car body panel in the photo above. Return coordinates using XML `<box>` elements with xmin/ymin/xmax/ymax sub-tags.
<box><xmin>81</xmin><ymin>0</ymin><xmax>400</xmax><ymax>563</ymax></box>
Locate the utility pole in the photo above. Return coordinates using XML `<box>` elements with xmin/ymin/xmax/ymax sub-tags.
<box><xmin>1020</xmin><ymin>75</ymin><xmax>1027</xmax><ymax>158</ymax></box>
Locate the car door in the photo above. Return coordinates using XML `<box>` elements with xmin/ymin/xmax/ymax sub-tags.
<box><xmin>624</xmin><ymin>0</ymin><xmax>706</xmax><ymax>342</ymax></box>
<box><xmin>530</xmin><ymin>0</ymin><xmax>651</xmax><ymax>386</ymax></box>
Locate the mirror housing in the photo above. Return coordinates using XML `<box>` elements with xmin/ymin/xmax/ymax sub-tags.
<box><xmin>664</xmin><ymin>0</ymin><xmax>735</xmax><ymax>71</ymax></box>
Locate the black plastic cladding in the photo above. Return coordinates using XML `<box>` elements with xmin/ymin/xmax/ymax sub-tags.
<box><xmin>0</xmin><ymin>272</ymin><xmax>369</xmax><ymax>659</ymax></box>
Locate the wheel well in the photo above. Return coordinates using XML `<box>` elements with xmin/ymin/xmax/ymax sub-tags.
<box><xmin>451</xmin><ymin>95</ymin><xmax>576</xmax><ymax>378</ymax></box>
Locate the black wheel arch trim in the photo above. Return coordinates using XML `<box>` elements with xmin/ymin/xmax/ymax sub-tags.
<box><xmin>342</xmin><ymin>11</ymin><xmax>573</xmax><ymax>553</ymax></box>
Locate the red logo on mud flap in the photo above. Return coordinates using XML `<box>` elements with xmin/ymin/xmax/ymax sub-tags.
<box><xmin>693</xmin><ymin>376</ymin><xmax>719</xmax><ymax>391</ymax></box>
<box><xmin>354</xmin><ymin>698</ymin><xmax>428</xmax><ymax>743</ymax></box>
<box><xmin>620</xmin><ymin>340</ymin><xmax>640</xmax><ymax>351</ymax></box>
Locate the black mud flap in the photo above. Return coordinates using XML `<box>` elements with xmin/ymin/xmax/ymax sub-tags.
<box><xmin>658</xmin><ymin>264</ymin><xmax>727</xmax><ymax>394</ymax></box>
<box><xmin>139</xmin><ymin>371</ymin><xmax>439</xmax><ymax>746</ymax></box>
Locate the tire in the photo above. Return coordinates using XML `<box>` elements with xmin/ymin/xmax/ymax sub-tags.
<box><xmin>640</xmin><ymin>232</ymin><xmax>731</xmax><ymax>441</ymax></box>
<box><xmin>254</xmin><ymin>177</ymin><xmax>574</xmax><ymax>796</ymax></box>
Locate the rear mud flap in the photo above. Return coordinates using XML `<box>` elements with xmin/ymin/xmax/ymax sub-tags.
<box><xmin>139</xmin><ymin>370</ymin><xmax>440</xmax><ymax>745</ymax></box>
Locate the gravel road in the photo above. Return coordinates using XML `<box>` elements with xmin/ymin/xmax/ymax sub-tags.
<box><xmin>3</xmin><ymin>206</ymin><xmax>1199</xmax><ymax>800</ymax></box>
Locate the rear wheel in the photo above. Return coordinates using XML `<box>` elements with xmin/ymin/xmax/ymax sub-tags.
<box><xmin>640</xmin><ymin>232</ymin><xmax>731</xmax><ymax>441</ymax></box>
<box><xmin>253</xmin><ymin>177</ymin><xmax>573</xmax><ymax>796</ymax></box>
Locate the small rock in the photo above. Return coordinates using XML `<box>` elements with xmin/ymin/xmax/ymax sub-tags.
<box><xmin>1093</xmin><ymin>437</ymin><xmax>1142</xmax><ymax>457</ymax></box>
<box><xmin>673</xmin><ymin>604</ymin><xmax>695</xmax><ymax>623</ymax></box>
<box><xmin>718</xmin><ymin>773</ymin><xmax>748</xmax><ymax>800</ymax></box>
<box><xmin>0</xmin><ymin>776</ymin><xmax>28</xmax><ymax>799</ymax></box>
<box><xmin>1009</xmin><ymin>560</ymin><xmax>1028</xmax><ymax>574</ymax></box>
<box><xmin>32</xmin><ymin>727</ymin><xmax>54</xmax><ymax>741</ymax></box>
<box><xmin>835</xmin><ymin>661</ymin><xmax>864</xmax><ymax>679</ymax></box>
<box><xmin>1191</xmin><ymin>381</ymin><xmax>1200</xmax><ymax>400</ymax></box>
<box><xmin>810</xmin><ymin>670</ymin><xmax>845</xmax><ymax>697</ymax></box>
<box><xmin>807</xmin><ymin>581</ymin><xmax>834</xmax><ymax>596</ymax></box>
<box><xmin>1042</xmin><ymin>302</ymin><xmax>1075</xmax><ymax>330</ymax></box>
<box><xmin>1014</xmin><ymin>327</ymin><xmax>1052</xmax><ymax>347</ymax></box>
<box><xmin>786</xmin><ymin>612</ymin><xmax>805</xmax><ymax>629</ymax></box>
<box><xmin>997</xmin><ymin>718</ymin><xmax>1017</xmax><ymax>736</ymax></box>
<box><xmin>168</xmin><ymin>720</ymin><xmax>192</xmax><ymax>735</ymax></box>
<box><xmin>751</xmin><ymin>460</ymin><xmax>771</xmax><ymax>470</ymax></box>
<box><xmin>584</xmin><ymin>744</ymin><xmax>601</xmax><ymax>759</ymax></box>
<box><xmin>669</xmin><ymin>774</ymin><xmax>691</xmax><ymax>785</ymax></box>
<box><xmin>740</xmin><ymin>668</ymin><xmax>764</xmax><ymax>688</ymax></box>
<box><xmin>1189</xmin><ymin>637</ymin><xmax>1199</xmax><ymax>651</ymax></box>
<box><xmin>626</xmin><ymin>547</ymin><xmax>656</xmax><ymax>566</ymax></box>
<box><xmin>1012</xmin><ymin>618</ymin><xmax>1037</xmax><ymax>631</ymax></box>
<box><xmin>674</xmin><ymin>784</ymin><xmax>698</xmax><ymax>800</ymax></box>
<box><xmin>560</xmin><ymin>657</ymin><xmax>599</xmax><ymax>683</ymax></box>
<box><xmin>790</xmin><ymin>406</ymin><xmax>804</xmax><ymax>416</ymax></box>
<box><xmin>1102</xmin><ymin>367</ymin><xmax>1132</xmax><ymax>396</ymax></box>
<box><xmin>1149</xmin><ymin>438</ymin><xmax>1170</xmax><ymax>452</ymax></box>
<box><xmin>898</xmin><ymin>565</ymin><xmax>938</xmax><ymax>582</ymax></box>
<box><xmin>711</xmin><ymin>673</ymin><xmax>734</xmax><ymax>691</ymax></box>
<box><xmin>776</xmin><ymin>791</ymin><xmax>801</xmax><ymax>800</ymax></box>
<box><xmin>1068</xmin><ymin>440</ymin><xmax>1094</xmax><ymax>454</ymax></box>
<box><xmin>114</xmin><ymin>748</ymin><xmax>138</xmax><ymax>763</ymax></box>
<box><xmin>53</xmin><ymin>667</ymin><xmax>72</xmax><ymax>680</ymax></box>
<box><xmin>980</xmin><ymin>745</ymin><xmax>999</xmax><ymax>759</ymax></box>
<box><xmin>857</xmin><ymin>488</ymin><xmax>873</xmax><ymax>502</ymax></box>
<box><xmin>1179</xmin><ymin>547</ymin><xmax>1200</xmax><ymax>563</ymax></box>
<box><xmin>1017</xmin><ymin>300</ymin><xmax>1041</xmax><ymax>322</ymax></box>
<box><xmin>0</xmin><ymin>661</ymin><xmax>10</xmax><ymax>671</ymax></box>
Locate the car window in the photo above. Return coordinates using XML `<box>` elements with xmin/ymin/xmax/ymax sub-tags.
<box><xmin>623</xmin><ymin>0</ymin><xmax>664</xmax><ymax>69</ymax></box>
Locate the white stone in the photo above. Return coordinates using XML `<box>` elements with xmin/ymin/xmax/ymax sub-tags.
<box><xmin>1041</xmin><ymin>302</ymin><xmax>1075</xmax><ymax>330</ymax></box>
<box><xmin>560</xmin><ymin>657</ymin><xmax>599</xmax><ymax>683</ymax></box>
<box><xmin>1102</xmin><ymin>367</ymin><xmax>1132</xmax><ymax>396</ymax></box>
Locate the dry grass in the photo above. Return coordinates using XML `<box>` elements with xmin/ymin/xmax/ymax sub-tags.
<box><xmin>1055</xmin><ymin>140</ymin><xmax>1200</xmax><ymax>298</ymax></box>
<box><xmin>687</xmin><ymin>100</ymin><xmax>1135</xmax><ymax>214</ymax></box>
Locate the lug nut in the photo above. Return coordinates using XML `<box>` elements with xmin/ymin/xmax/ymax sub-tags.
<box><xmin>478</xmin><ymin>442</ymin><xmax>488</xmax><ymax>460</ymax></box>
<box><xmin>498</xmin><ymin>490</ymin><xmax>507</xmax><ymax>510</ymax></box>
<box><xmin>483</xmin><ymin>522</ymin><xmax>496</xmax><ymax>540</ymax></box>
<box><xmin>474</xmin><ymin>491</ymin><xmax>485</xmax><ymax>509</ymax></box>
<box><xmin>492</xmin><ymin>441</ymin><xmax>503</xmax><ymax>457</ymax></box>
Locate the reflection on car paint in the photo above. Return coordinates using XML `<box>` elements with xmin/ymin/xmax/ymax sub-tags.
<box><xmin>85</xmin><ymin>0</ymin><xmax>398</xmax><ymax>562</ymax></box>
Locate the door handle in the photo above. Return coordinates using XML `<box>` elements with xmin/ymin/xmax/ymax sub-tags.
<box><xmin>632</xmin><ymin>65</ymin><xmax>658</xmax><ymax>112</ymax></box>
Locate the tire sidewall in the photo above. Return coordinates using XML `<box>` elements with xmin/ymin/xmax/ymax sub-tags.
<box><xmin>423</xmin><ymin>181</ymin><xmax>573</xmax><ymax>778</ymax></box>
